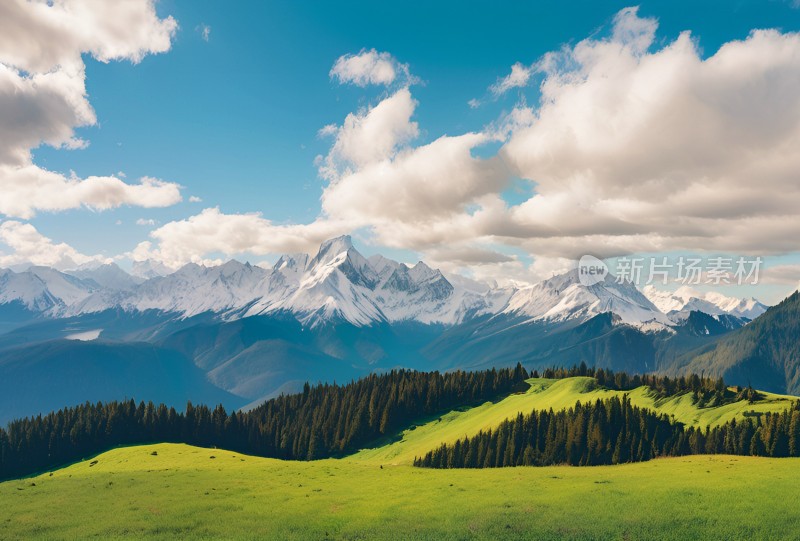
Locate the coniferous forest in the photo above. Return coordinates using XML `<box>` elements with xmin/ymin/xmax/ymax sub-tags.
<box><xmin>0</xmin><ymin>365</ymin><xmax>528</xmax><ymax>480</ymax></box>
<box><xmin>414</xmin><ymin>396</ymin><xmax>800</xmax><ymax>468</ymax></box>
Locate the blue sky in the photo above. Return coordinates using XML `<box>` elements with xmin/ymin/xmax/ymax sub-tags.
<box><xmin>3</xmin><ymin>0</ymin><xmax>800</xmax><ymax>303</ymax></box>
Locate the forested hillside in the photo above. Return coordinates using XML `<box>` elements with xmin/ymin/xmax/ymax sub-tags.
<box><xmin>416</xmin><ymin>396</ymin><xmax>800</xmax><ymax>468</ymax></box>
<box><xmin>680</xmin><ymin>292</ymin><xmax>800</xmax><ymax>394</ymax></box>
<box><xmin>0</xmin><ymin>365</ymin><xmax>528</xmax><ymax>480</ymax></box>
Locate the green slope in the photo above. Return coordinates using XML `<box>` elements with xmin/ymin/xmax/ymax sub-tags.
<box><xmin>682</xmin><ymin>291</ymin><xmax>800</xmax><ymax>394</ymax></box>
<box><xmin>3</xmin><ymin>443</ymin><xmax>800</xmax><ymax>540</ymax></box>
<box><xmin>353</xmin><ymin>377</ymin><xmax>797</xmax><ymax>465</ymax></box>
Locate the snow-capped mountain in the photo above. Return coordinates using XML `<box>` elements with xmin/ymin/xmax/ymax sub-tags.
<box><xmin>502</xmin><ymin>270</ymin><xmax>672</xmax><ymax>326</ymax></box>
<box><xmin>0</xmin><ymin>267</ymin><xmax>97</xmax><ymax>313</ymax></box>
<box><xmin>0</xmin><ymin>236</ymin><xmax>769</xmax><ymax>329</ymax></box>
<box><xmin>70</xmin><ymin>260</ymin><xmax>272</xmax><ymax>318</ymax></box>
<box><xmin>642</xmin><ymin>285</ymin><xmax>768</xmax><ymax>321</ymax></box>
<box><xmin>130</xmin><ymin>259</ymin><xmax>172</xmax><ymax>280</ymax></box>
<box><xmin>66</xmin><ymin>262</ymin><xmax>143</xmax><ymax>291</ymax></box>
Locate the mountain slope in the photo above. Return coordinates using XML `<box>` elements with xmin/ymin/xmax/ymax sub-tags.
<box><xmin>643</xmin><ymin>285</ymin><xmax>768</xmax><ymax>320</ymax></box>
<box><xmin>0</xmin><ymin>340</ymin><xmax>245</xmax><ymax>425</ymax></box>
<box><xmin>678</xmin><ymin>291</ymin><xmax>800</xmax><ymax>394</ymax></box>
<box><xmin>503</xmin><ymin>271</ymin><xmax>671</xmax><ymax>326</ymax></box>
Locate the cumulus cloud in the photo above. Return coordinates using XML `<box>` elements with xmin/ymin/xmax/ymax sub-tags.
<box><xmin>0</xmin><ymin>221</ymin><xmax>108</xmax><ymax>269</ymax></box>
<box><xmin>139</xmin><ymin>83</ymin><xmax>508</xmax><ymax>267</ymax></box>
<box><xmin>490</xmin><ymin>62</ymin><xmax>534</xmax><ymax>96</ymax></box>
<box><xmin>321</xmin><ymin>133</ymin><xmax>509</xmax><ymax>247</ymax></box>
<box><xmin>1</xmin><ymin>167</ymin><xmax>181</xmax><ymax>219</ymax></box>
<box><xmin>317</xmin><ymin>88</ymin><xmax>420</xmax><ymax>180</ymax></box>
<box><xmin>0</xmin><ymin>0</ymin><xmax>177</xmax><ymax>73</ymax></box>
<box><xmin>330</xmin><ymin>49</ymin><xmax>413</xmax><ymax>87</ymax></box>
<box><xmin>131</xmin><ymin>208</ymin><xmax>352</xmax><ymax>269</ymax></box>
<box><xmin>497</xmin><ymin>7</ymin><xmax>800</xmax><ymax>258</ymax></box>
<box><xmin>0</xmin><ymin>0</ymin><xmax>181</xmax><ymax>220</ymax></box>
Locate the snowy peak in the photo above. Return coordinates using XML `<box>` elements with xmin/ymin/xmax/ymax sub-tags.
<box><xmin>503</xmin><ymin>269</ymin><xmax>670</xmax><ymax>326</ymax></box>
<box><xmin>0</xmin><ymin>267</ymin><xmax>96</xmax><ymax>313</ymax></box>
<box><xmin>130</xmin><ymin>259</ymin><xmax>172</xmax><ymax>280</ymax></box>
<box><xmin>0</xmin><ymin>236</ymin><xmax>771</xmax><ymax>330</ymax></box>
<box><xmin>642</xmin><ymin>285</ymin><xmax>768</xmax><ymax>320</ymax></box>
<box><xmin>308</xmin><ymin>235</ymin><xmax>354</xmax><ymax>268</ymax></box>
<box><xmin>273</xmin><ymin>253</ymin><xmax>309</xmax><ymax>275</ymax></box>
<box><xmin>66</xmin><ymin>263</ymin><xmax>140</xmax><ymax>291</ymax></box>
<box><xmin>306</xmin><ymin>235</ymin><xmax>378</xmax><ymax>290</ymax></box>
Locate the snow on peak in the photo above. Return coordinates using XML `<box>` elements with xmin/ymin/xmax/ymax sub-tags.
<box><xmin>503</xmin><ymin>269</ymin><xmax>671</xmax><ymax>326</ymax></box>
<box><xmin>0</xmin><ymin>267</ymin><xmax>96</xmax><ymax>313</ymax></box>
<box><xmin>0</xmin><ymin>236</ymin><xmax>769</xmax><ymax>330</ymax></box>
<box><xmin>310</xmin><ymin>235</ymin><xmax>354</xmax><ymax>266</ymax></box>
<box><xmin>642</xmin><ymin>285</ymin><xmax>768</xmax><ymax>320</ymax></box>
<box><xmin>66</xmin><ymin>263</ymin><xmax>140</xmax><ymax>291</ymax></box>
<box><xmin>130</xmin><ymin>259</ymin><xmax>172</xmax><ymax>280</ymax></box>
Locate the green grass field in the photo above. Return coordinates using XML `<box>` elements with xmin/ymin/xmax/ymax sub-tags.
<box><xmin>3</xmin><ymin>377</ymin><xmax>799</xmax><ymax>540</ymax></box>
<box><xmin>3</xmin><ymin>444</ymin><xmax>800</xmax><ymax>540</ymax></box>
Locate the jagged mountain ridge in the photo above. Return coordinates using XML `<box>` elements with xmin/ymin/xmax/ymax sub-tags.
<box><xmin>0</xmin><ymin>236</ymin><xmax>767</xmax><ymax>331</ymax></box>
<box><xmin>643</xmin><ymin>285</ymin><xmax>768</xmax><ymax>321</ymax></box>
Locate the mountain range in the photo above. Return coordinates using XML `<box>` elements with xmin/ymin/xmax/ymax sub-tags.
<box><xmin>0</xmin><ymin>235</ymin><xmax>788</xmax><ymax>424</ymax></box>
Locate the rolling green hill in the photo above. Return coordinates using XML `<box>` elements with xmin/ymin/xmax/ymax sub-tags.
<box><xmin>353</xmin><ymin>376</ymin><xmax>797</xmax><ymax>465</ymax></box>
<box><xmin>3</xmin><ymin>443</ymin><xmax>800</xmax><ymax>540</ymax></box>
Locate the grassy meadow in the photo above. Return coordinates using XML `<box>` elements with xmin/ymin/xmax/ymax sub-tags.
<box><xmin>2</xmin><ymin>377</ymin><xmax>799</xmax><ymax>540</ymax></box>
<box><xmin>3</xmin><ymin>443</ymin><xmax>800</xmax><ymax>540</ymax></box>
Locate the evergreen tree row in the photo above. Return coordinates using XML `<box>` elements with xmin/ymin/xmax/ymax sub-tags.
<box><xmin>0</xmin><ymin>364</ymin><xmax>529</xmax><ymax>480</ymax></box>
<box><xmin>414</xmin><ymin>396</ymin><xmax>800</xmax><ymax>469</ymax></box>
<box><xmin>535</xmin><ymin>362</ymin><xmax>761</xmax><ymax>407</ymax></box>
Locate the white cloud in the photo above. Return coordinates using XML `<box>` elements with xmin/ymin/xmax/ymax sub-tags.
<box><xmin>0</xmin><ymin>167</ymin><xmax>182</xmax><ymax>219</ymax></box>
<box><xmin>317</xmin><ymin>88</ymin><xmax>419</xmax><ymax>180</ymax></box>
<box><xmin>321</xmin><ymin>133</ymin><xmax>509</xmax><ymax>246</ymax></box>
<box><xmin>189</xmin><ymin>195</ymin><xmax>203</xmax><ymax>203</ymax></box>
<box><xmin>197</xmin><ymin>24</ymin><xmax>211</xmax><ymax>42</ymax></box>
<box><xmin>0</xmin><ymin>0</ymin><xmax>182</xmax><ymax>219</ymax></box>
<box><xmin>136</xmin><ymin>218</ymin><xmax>157</xmax><ymax>226</ymax></box>
<box><xmin>490</xmin><ymin>62</ymin><xmax>534</xmax><ymax>96</ymax></box>
<box><xmin>761</xmin><ymin>264</ymin><xmax>800</xmax><ymax>285</ymax></box>
<box><xmin>131</xmin><ymin>208</ymin><xmax>351</xmax><ymax>268</ymax></box>
<box><xmin>136</xmin><ymin>84</ymin><xmax>508</xmax><ymax>268</ymax></box>
<box><xmin>0</xmin><ymin>220</ymin><xmax>108</xmax><ymax>269</ymax></box>
<box><xmin>497</xmin><ymin>8</ymin><xmax>800</xmax><ymax>258</ymax></box>
<box><xmin>330</xmin><ymin>49</ymin><xmax>413</xmax><ymax>87</ymax></box>
<box><xmin>317</xmin><ymin>124</ymin><xmax>338</xmax><ymax>138</ymax></box>
<box><xmin>0</xmin><ymin>0</ymin><xmax>177</xmax><ymax>73</ymax></box>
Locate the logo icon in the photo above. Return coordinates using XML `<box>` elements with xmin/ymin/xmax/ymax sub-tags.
<box><xmin>578</xmin><ymin>255</ymin><xmax>608</xmax><ymax>286</ymax></box>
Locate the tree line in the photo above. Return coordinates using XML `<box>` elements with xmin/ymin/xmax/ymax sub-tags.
<box><xmin>535</xmin><ymin>362</ymin><xmax>762</xmax><ymax>407</ymax></box>
<box><xmin>0</xmin><ymin>364</ymin><xmax>529</xmax><ymax>480</ymax></box>
<box><xmin>414</xmin><ymin>396</ymin><xmax>800</xmax><ymax>469</ymax></box>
